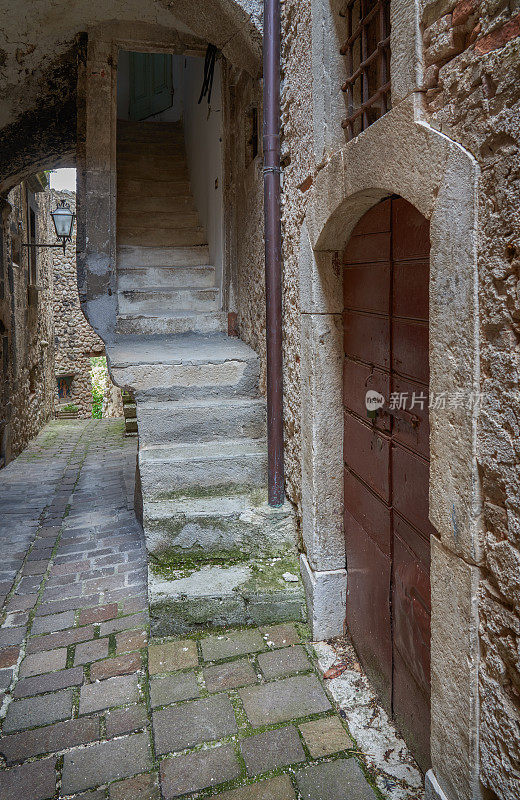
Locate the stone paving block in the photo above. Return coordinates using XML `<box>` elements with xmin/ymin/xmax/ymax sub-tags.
<box><xmin>3</xmin><ymin>689</ymin><xmax>73</xmax><ymax>732</ymax></box>
<box><xmin>80</xmin><ymin>674</ymin><xmax>139</xmax><ymax>714</ymax></box>
<box><xmin>240</xmin><ymin>725</ymin><xmax>306</xmax><ymax>775</ymax></box>
<box><xmin>109</xmin><ymin>771</ymin><xmax>161</xmax><ymax>800</ymax></box>
<box><xmin>0</xmin><ymin>667</ymin><xmax>13</xmax><ymax>688</ymax></box>
<box><xmin>239</xmin><ymin>675</ymin><xmax>331</xmax><ymax>727</ymax></box>
<box><xmin>105</xmin><ymin>704</ymin><xmax>148</xmax><ymax>737</ymax></box>
<box><xmin>71</xmin><ymin>790</ymin><xmax>107</xmax><ymax>800</ymax></box>
<box><xmin>260</xmin><ymin>623</ymin><xmax>301</xmax><ymax>648</ymax></box>
<box><xmin>257</xmin><ymin>646</ymin><xmax>311</xmax><ymax>679</ymax></box>
<box><xmin>296</xmin><ymin>758</ymin><xmax>377</xmax><ymax>800</ymax></box>
<box><xmin>6</xmin><ymin>593</ymin><xmax>38</xmax><ymax>612</ymax></box>
<box><xmin>148</xmin><ymin>639</ymin><xmax>198</xmax><ymax>673</ymax></box>
<box><xmin>14</xmin><ymin>666</ymin><xmax>84</xmax><ymax>697</ymax></box>
<box><xmin>0</xmin><ymin>645</ymin><xmax>20</xmax><ymax>667</ymax></box>
<box><xmin>0</xmin><ymin>716</ymin><xmax>100</xmax><ymax>764</ymax></box>
<box><xmin>203</xmin><ymin>658</ymin><xmax>258</xmax><ymax>692</ymax></box>
<box><xmin>0</xmin><ymin>626</ymin><xmax>27</xmax><ymax>646</ymax></box>
<box><xmin>150</xmin><ymin>671</ymin><xmax>200</xmax><ymax>707</ymax></box>
<box><xmin>74</xmin><ymin>637</ymin><xmax>110</xmax><ymax>665</ymax></box>
<box><xmin>0</xmin><ymin>756</ymin><xmax>57</xmax><ymax>800</ymax></box>
<box><xmin>299</xmin><ymin>716</ymin><xmax>353</xmax><ymax>758</ymax></box>
<box><xmin>19</xmin><ymin>647</ymin><xmax>68</xmax><ymax>677</ymax></box>
<box><xmin>160</xmin><ymin>744</ymin><xmax>241</xmax><ymax>799</ymax></box>
<box><xmin>116</xmin><ymin>629</ymin><xmax>147</xmax><ymax>653</ymax></box>
<box><xmin>31</xmin><ymin>610</ymin><xmax>76</xmax><ymax>635</ymax></box>
<box><xmin>90</xmin><ymin>652</ymin><xmax>141</xmax><ymax>681</ymax></box>
<box><xmin>153</xmin><ymin>694</ymin><xmax>238</xmax><ymax>754</ymax></box>
<box><xmin>61</xmin><ymin>732</ymin><xmax>152</xmax><ymax>795</ymax></box>
<box><xmin>211</xmin><ymin>774</ymin><xmax>297</xmax><ymax>800</ymax></box>
<box><xmin>201</xmin><ymin>629</ymin><xmax>266</xmax><ymax>661</ymax></box>
<box><xmin>79</xmin><ymin>603</ymin><xmax>119</xmax><ymax>625</ymax></box>
<box><xmin>26</xmin><ymin>625</ymin><xmax>95</xmax><ymax>653</ymax></box>
<box><xmin>99</xmin><ymin>611</ymin><xmax>147</xmax><ymax>635</ymax></box>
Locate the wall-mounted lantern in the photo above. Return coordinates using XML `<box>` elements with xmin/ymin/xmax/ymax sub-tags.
<box><xmin>24</xmin><ymin>200</ymin><xmax>76</xmax><ymax>255</ymax></box>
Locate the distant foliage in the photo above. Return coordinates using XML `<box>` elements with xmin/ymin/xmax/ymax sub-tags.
<box><xmin>90</xmin><ymin>356</ymin><xmax>107</xmax><ymax>419</ymax></box>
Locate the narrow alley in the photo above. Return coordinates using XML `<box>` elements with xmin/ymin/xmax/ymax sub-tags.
<box><xmin>0</xmin><ymin>420</ymin><xmax>417</xmax><ymax>800</ymax></box>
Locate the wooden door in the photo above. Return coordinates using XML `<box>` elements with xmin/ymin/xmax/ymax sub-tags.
<box><xmin>343</xmin><ymin>196</ymin><xmax>432</xmax><ymax>772</ymax></box>
<box><xmin>129</xmin><ymin>52</ymin><xmax>173</xmax><ymax>121</ymax></box>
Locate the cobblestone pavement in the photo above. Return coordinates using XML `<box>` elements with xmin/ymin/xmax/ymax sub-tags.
<box><xmin>0</xmin><ymin>420</ymin><xmax>386</xmax><ymax>800</ymax></box>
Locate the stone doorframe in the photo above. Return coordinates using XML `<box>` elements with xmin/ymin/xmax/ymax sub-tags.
<box><xmin>77</xmin><ymin>19</ymin><xmax>260</xmax><ymax>344</ymax></box>
<box><xmin>298</xmin><ymin>96</ymin><xmax>483</xmax><ymax>800</ymax></box>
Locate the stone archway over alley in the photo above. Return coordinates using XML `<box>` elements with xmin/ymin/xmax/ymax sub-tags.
<box><xmin>0</xmin><ymin>419</ymin><xmax>423</xmax><ymax>799</ymax></box>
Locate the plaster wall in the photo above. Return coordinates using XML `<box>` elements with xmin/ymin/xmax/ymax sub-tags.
<box><xmin>182</xmin><ymin>57</ymin><xmax>225</xmax><ymax>290</ymax></box>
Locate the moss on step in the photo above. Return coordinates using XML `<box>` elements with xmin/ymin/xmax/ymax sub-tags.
<box><xmin>153</xmin><ymin>484</ymin><xmax>267</xmax><ymax>502</ymax></box>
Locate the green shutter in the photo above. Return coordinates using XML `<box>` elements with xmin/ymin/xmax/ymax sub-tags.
<box><xmin>129</xmin><ymin>53</ymin><xmax>173</xmax><ymax>121</ymax></box>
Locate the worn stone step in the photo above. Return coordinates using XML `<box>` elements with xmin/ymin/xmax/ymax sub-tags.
<box><xmin>117</xmin><ymin>120</ymin><xmax>183</xmax><ymax>142</ymax></box>
<box><xmin>117</xmin><ymin>178</ymin><xmax>192</xmax><ymax>197</ymax></box>
<box><xmin>118</xmin><ymin>287</ymin><xmax>220</xmax><ymax>315</ymax></box>
<box><xmin>108</xmin><ymin>333</ymin><xmax>260</xmax><ymax>399</ymax></box>
<box><xmin>117</xmin><ymin>140</ymin><xmax>186</xmax><ymax>157</ymax></box>
<box><xmin>137</xmin><ymin>397</ymin><xmax>266</xmax><ymax>444</ymax></box>
<box><xmin>117</xmin><ymin>195</ymin><xmax>196</xmax><ymax>214</ymax></box>
<box><xmin>117</xmin><ymin>245</ymin><xmax>211</xmax><ymax>268</ymax></box>
<box><xmin>117</xmin><ymin>211</ymin><xmax>200</xmax><ymax>230</ymax></box>
<box><xmin>115</xmin><ymin>312</ymin><xmax>227</xmax><ymax>336</ymax></box>
<box><xmin>118</xmin><ymin>266</ymin><xmax>216</xmax><ymax>291</ymax></box>
<box><xmin>148</xmin><ymin>552</ymin><xmax>305</xmax><ymax>636</ymax></box>
<box><xmin>117</xmin><ymin>227</ymin><xmax>207</xmax><ymax>248</ymax></box>
<box><xmin>117</xmin><ymin>163</ymin><xmax>189</xmax><ymax>182</ymax></box>
<box><xmin>144</xmin><ymin>492</ymin><xmax>295</xmax><ymax>562</ymax></box>
<box><xmin>138</xmin><ymin>439</ymin><xmax>267</xmax><ymax>500</ymax></box>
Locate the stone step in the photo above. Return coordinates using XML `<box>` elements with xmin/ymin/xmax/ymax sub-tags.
<box><xmin>117</xmin><ymin>245</ymin><xmax>211</xmax><ymax>268</ymax></box>
<box><xmin>143</xmin><ymin>492</ymin><xmax>295</xmax><ymax>562</ymax></box>
<box><xmin>117</xmin><ymin>163</ymin><xmax>189</xmax><ymax>182</ymax></box>
<box><xmin>117</xmin><ymin>151</ymin><xmax>186</xmax><ymax>167</ymax></box>
<box><xmin>138</xmin><ymin>439</ymin><xmax>268</xmax><ymax>500</ymax></box>
<box><xmin>117</xmin><ymin>178</ymin><xmax>192</xmax><ymax>197</ymax></box>
<box><xmin>117</xmin><ymin>120</ymin><xmax>183</xmax><ymax>142</ymax></box>
<box><xmin>117</xmin><ymin>140</ymin><xmax>186</xmax><ymax>156</ymax></box>
<box><xmin>108</xmin><ymin>333</ymin><xmax>260</xmax><ymax>399</ymax></box>
<box><xmin>115</xmin><ymin>311</ymin><xmax>227</xmax><ymax>336</ymax></box>
<box><xmin>148</xmin><ymin>552</ymin><xmax>305</xmax><ymax>636</ymax></box>
<box><xmin>137</xmin><ymin>397</ymin><xmax>266</xmax><ymax>444</ymax></box>
<box><xmin>117</xmin><ymin>195</ymin><xmax>196</xmax><ymax>214</ymax></box>
<box><xmin>117</xmin><ymin>266</ymin><xmax>216</xmax><ymax>291</ymax></box>
<box><xmin>117</xmin><ymin>211</ymin><xmax>200</xmax><ymax>230</ymax></box>
<box><xmin>117</xmin><ymin>227</ymin><xmax>207</xmax><ymax>247</ymax></box>
<box><xmin>118</xmin><ymin>287</ymin><xmax>220</xmax><ymax>315</ymax></box>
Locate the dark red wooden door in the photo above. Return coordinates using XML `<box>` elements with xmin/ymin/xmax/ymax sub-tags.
<box><xmin>343</xmin><ymin>197</ymin><xmax>432</xmax><ymax>772</ymax></box>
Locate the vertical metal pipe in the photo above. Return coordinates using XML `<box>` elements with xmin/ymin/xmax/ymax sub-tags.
<box><xmin>263</xmin><ymin>0</ymin><xmax>284</xmax><ymax>506</ymax></box>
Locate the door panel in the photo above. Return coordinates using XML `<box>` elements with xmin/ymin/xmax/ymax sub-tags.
<box><xmin>344</xmin><ymin>511</ymin><xmax>392</xmax><ymax>709</ymax></box>
<box><xmin>343</xmin><ymin>358</ymin><xmax>390</xmax><ymax>433</ymax></box>
<box><xmin>343</xmin><ymin>196</ymin><xmax>433</xmax><ymax>773</ymax></box>
<box><xmin>343</xmin><ymin>310</ymin><xmax>390</xmax><ymax>369</ymax></box>
<box><xmin>344</xmin><ymin>413</ymin><xmax>390</xmax><ymax>503</ymax></box>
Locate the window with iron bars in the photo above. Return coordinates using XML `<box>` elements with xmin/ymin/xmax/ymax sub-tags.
<box><xmin>340</xmin><ymin>0</ymin><xmax>391</xmax><ymax>140</ymax></box>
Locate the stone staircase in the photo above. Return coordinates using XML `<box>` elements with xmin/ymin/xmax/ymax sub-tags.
<box><xmin>109</xmin><ymin>120</ymin><xmax>304</xmax><ymax>635</ymax></box>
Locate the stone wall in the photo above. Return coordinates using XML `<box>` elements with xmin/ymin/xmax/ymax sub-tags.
<box><xmin>419</xmin><ymin>2</ymin><xmax>520</xmax><ymax>797</ymax></box>
<box><xmin>50</xmin><ymin>188</ymin><xmax>122</xmax><ymax>419</ymax></box>
<box><xmin>0</xmin><ymin>177</ymin><xmax>55</xmax><ymax>465</ymax></box>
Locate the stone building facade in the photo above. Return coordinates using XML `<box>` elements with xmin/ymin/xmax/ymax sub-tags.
<box><xmin>0</xmin><ymin>0</ymin><xmax>519</xmax><ymax>798</ymax></box>
<box><xmin>0</xmin><ymin>176</ymin><xmax>55</xmax><ymax>466</ymax></box>
<box><xmin>50</xmin><ymin>188</ymin><xmax>122</xmax><ymax>418</ymax></box>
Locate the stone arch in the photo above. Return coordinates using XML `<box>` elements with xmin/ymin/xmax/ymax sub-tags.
<box><xmin>299</xmin><ymin>99</ymin><xmax>481</xmax><ymax>800</ymax></box>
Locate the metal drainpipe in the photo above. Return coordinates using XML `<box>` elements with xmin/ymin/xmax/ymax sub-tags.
<box><xmin>263</xmin><ymin>0</ymin><xmax>284</xmax><ymax>507</ymax></box>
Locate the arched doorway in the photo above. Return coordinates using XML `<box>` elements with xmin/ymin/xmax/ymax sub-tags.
<box><xmin>343</xmin><ymin>196</ymin><xmax>433</xmax><ymax>772</ymax></box>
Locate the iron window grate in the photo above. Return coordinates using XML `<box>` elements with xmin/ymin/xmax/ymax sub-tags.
<box><xmin>340</xmin><ymin>0</ymin><xmax>391</xmax><ymax>140</ymax></box>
